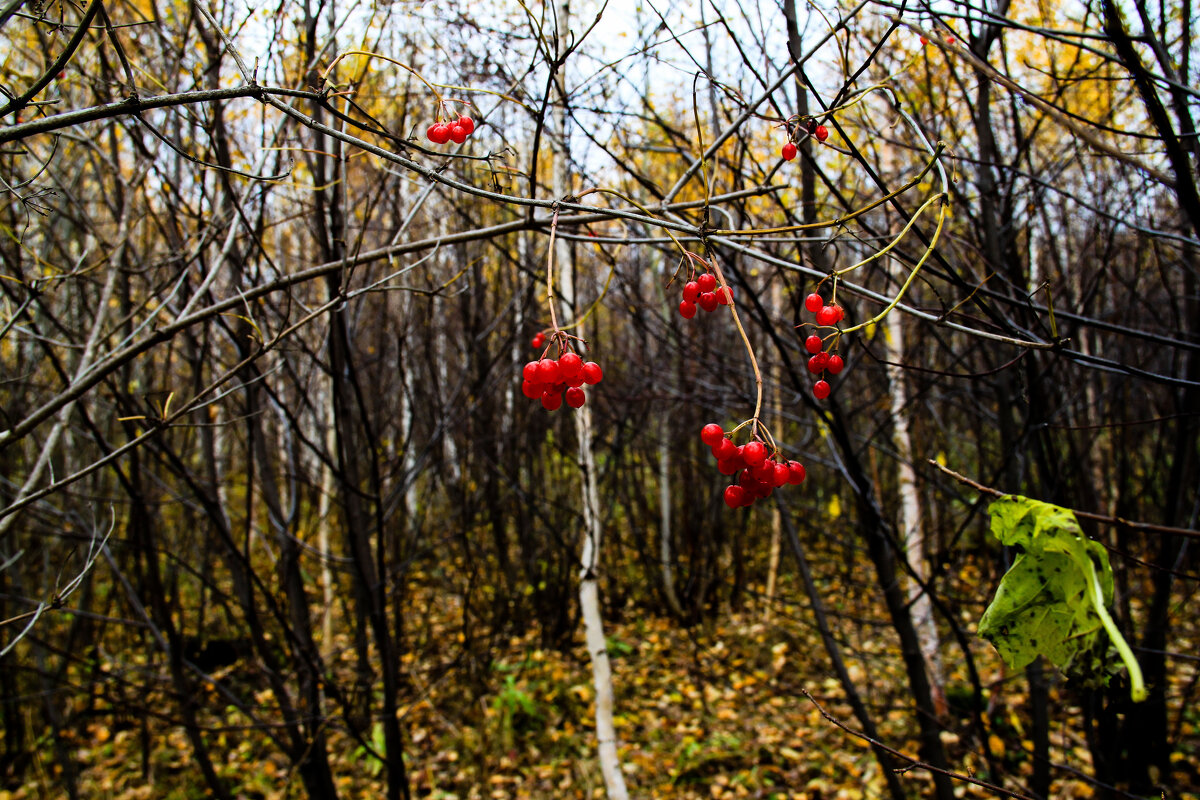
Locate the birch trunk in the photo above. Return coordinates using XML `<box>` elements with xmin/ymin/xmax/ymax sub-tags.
<box><xmin>884</xmin><ymin>295</ymin><xmax>946</xmax><ymax>716</ymax></box>
<box><xmin>553</xmin><ymin>3</ymin><xmax>628</xmax><ymax>795</ymax></box>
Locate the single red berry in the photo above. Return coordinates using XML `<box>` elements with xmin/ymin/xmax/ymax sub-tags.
<box><xmin>701</xmin><ymin>424</ymin><xmax>725</xmax><ymax>447</ymax></box>
<box><xmin>724</xmin><ymin>485</ymin><xmax>748</xmax><ymax>508</ymax></box>
<box><xmin>920</xmin><ymin>35</ymin><xmax>929</xmax><ymax>45</ymax></box>
<box><xmin>682</xmin><ymin>281</ymin><xmax>700</xmax><ymax>303</ymax></box>
<box><xmin>804</xmin><ymin>293</ymin><xmax>823</xmax><ymax>313</ymax></box>
<box><xmin>531</xmin><ymin>332</ymin><xmax>546</xmax><ymax>349</ymax></box>
<box><xmin>698</xmin><ymin>292</ymin><xmax>718</xmax><ymax>312</ymax></box>
<box><xmin>816</xmin><ymin>305</ymin><xmax>839</xmax><ymax>327</ymax></box>
<box><xmin>697</xmin><ymin>273</ymin><xmax>717</xmax><ymax>293</ymax></box>
<box><xmin>717</xmin><ymin>458</ymin><xmax>740</xmax><ymax>476</ymax></box>
<box><xmin>581</xmin><ymin>361</ymin><xmax>603</xmax><ymax>384</ymax></box>
<box><xmin>565</xmin><ymin>386</ymin><xmax>586</xmax><ymax>408</ymax></box>
<box><xmin>712</xmin><ymin>438</ymin><xmax>737</xmax><ymax>461</ymax></box>
<box><xmin>813</xmin><ymin>380</ymin><xmax>831</xmax><ymax>400</ymax></box>
<box><xmin>427</xmin><ymin>123</ymin><xmax>451</xmax><ymax>144</ymax></box>
<box><xmin>772</xmin><ymin>462</ymin><xmax>791</xmax><ymax>488</ymax></box>
<box><xmin>743</xmin><ymin>441</ymin><xmax>768</xmax><ymax>467</ymax></box>
<box><xmin>559</xmin><ymin>352</ymin><xmax>583</xmax><ymax>378</ymax></box>
<box><xmin>541</xmin><ymin>389</ymin><xmax>563</xmax><ymax>410</ymax></box>
<box><xmin>787</xmin><ymin>461</ymin><xmax>807</xmax><ymax>485</ymax></box>
<box><xmin>449</xmin><ymin>124</ymin><xmax>467</xmax><ymax>143</ymax></box>
<box><xmin>945</xmin><ymin>35</ymin><xmax>956</xmax><ymax>43</ymax></box>
<box><xmin>827</xmin><ymin>354</ymin><xmax>844</xmax><ymax>374</ymax></box>
<box><xmin>567</xmin><ymin>373</ymin><xmax>585</xmax><ymax>387</ymax></box>
<box><xmin>522</xmin><ymin>380</ymin><xmax>541</xmax><ymax>399</ymax></box>
<box><xmin>807</xmin><ymin>352</ymin><xmax>829</xmax><ymax>374</ymax></box>
<box><xmin>781</xmin><ymin>142</ymin><xmax>797</xmax><ymax>161</ymax></box>
<box><xmin>679</xmin><ymin>300</ymin><xmax>697</xmax><ymax>319</ymax></box>
<box><xmin>805</xmin><ymin>335</ymin><xmax>822</xmax><ymax>354</ymax></box>
<box><xmin>815</xmin><ymin>125</ymin><xmax>829</xmax><ymax>142</ymax></box>
<box><xmin>717</xmin><ymin>286</ymin><xmax>733</xmax><ymax>305</ymax></box>
<box><xmin>536</xmin><ymin>358</ymin><xmax>559</xmax><ymax>383</ymax></box>
<box><xmin>751</xmin><ymin>459</ymin><xmax>776</xmax><ymax>483</ymax></box>
<box><xmin>457</xmin><ymin>114</ymin><xmax>475</xmax><ymax>135</ymax></box>
<box><xmin>523</xmin><ymin>361</ymin><xmax>540</xmax><ymax>382</ymax></box>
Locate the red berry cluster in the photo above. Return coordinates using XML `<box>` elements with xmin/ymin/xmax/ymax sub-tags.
<box><xmin>521</xmin><ymin>352</ymin><xmax>603</xmax><ymax>410</ymax></box>
<box><xmin>700</xmin><ymin>424</ymin><xmax>806</xmax><ymax>508</ymax></box>
<box><xmin>679</xmin><ymin>272</ymin><xmax>733</xmax><ymax>319</ymax></box>
<box><xmin>781</xmin><ymin>119</ymin><xmax>830</xmax><ymax>161</ymax></box>
<box><xmin>531</xmin><ymin>331</ymin><xmax>546</xmax><ymax>349</ymax></box>
<box><xmin>803</xmin><ymin>292</ymin><xmax>845</xmax><ymax>400</ymax></box>
<box><xmin>426</xmin><ymin>114</ymin><xmax>475</xmax><ymax>145</ymax></box>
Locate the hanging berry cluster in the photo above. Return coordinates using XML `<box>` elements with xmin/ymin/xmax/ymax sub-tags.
<box><xmin>780</xmin><ymin>117</ymin><xmax>829</xmax><ymax>161</ymax></box>
<box><xmin>802</xmin><ymin>291</ymin><xmax>845</xmax><ymax>400</ymax></box>
<box><xmin>700</xmin><ymin>424</ymin><xmax>807</xmax><ymax>508</ymax></box>
<box><xmin>522</xmin><ymin>350</ymin><xmax>603</xmax><ymax>410</ymax></box>
<box><xmin>676</xmin><ymin>252</ymin><xmax>734</xmax><ymax>319</ymax></box>
<box><xmin>426</xmin><ymin>113</ymin><xmax>475</xmax><ymax>145</ymax></box>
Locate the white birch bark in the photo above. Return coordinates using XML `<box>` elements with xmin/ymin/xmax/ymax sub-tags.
<box><xmin>884</xmin><ymin>293</ymin><xmax>946</xmax><ymax>715</ymax></box>
<box><xmin>553</xmin><ymin>3</ymin><xmax>629</xmax><ymax>796</ymax></box>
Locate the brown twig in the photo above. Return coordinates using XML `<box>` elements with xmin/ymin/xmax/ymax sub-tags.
<box><xmin>929</xmin><ymin>460</ymin><xmax>1200</xmax><ymax>540</ymax></box>
<box><xmin>801</xmin><ymin>689</ymin><xmax>1038</xmax><ymax>800</ymax></box>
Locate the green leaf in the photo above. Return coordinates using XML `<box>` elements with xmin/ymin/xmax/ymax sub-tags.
<box><xmin>978</xmin><ymin>495</ymin><xmax>1146</xmax><ymax>702</ymax></box>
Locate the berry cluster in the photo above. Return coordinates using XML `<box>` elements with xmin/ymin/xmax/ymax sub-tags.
<box><xmin>426</xmin><ymin>114</ymin><xmax>475</xmax><ymax>145</ymax></box>
<box><xmin>531</xmin><ymin>331</ymin><xmax>547</xmax><ymax>349</ymax></box>
<box><xmin>678</xmin><ymin>272</ymin><xmax>733</xmax><ymax>319</ymax></box>
<box><xmin>781</xmin><ymin>119</ymin><xmax>829</xmax><ymax>161</ymax></box>
<box><xmin>521</xmin><ymin>352</ymin><xmax>604</xmax><ymax>410</ymax></box>
<box><xmin>700</xmin><ymin>424</ymin><xmax>806</xmax><ymax>508</ymax></box>
<box><xmin>803</xmin><ymin>292</ymin><xmax>845</xmax><ymax>400</ymax></box>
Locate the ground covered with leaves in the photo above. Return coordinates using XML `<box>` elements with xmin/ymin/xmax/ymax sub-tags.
<box><xmin>6</xmin><ymin>552</ymin><xmax>1198</xmax><ymax>800</ymax></box>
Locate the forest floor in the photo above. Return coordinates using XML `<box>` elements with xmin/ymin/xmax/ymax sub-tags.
<box><xmin>5</xmin><ymin>562</ymin><xmax>1198</xmax><ymax>799</ymax></box>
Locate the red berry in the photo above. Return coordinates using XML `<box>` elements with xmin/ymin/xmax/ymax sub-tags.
<box><xmin>427</xmin><ymin>123</ymin><xmax>450</xmax><ymax>144</ymax></box>
<box><xmin>523</xmin><ymin>361</ymin><xmax>540</xmax><ymax>382</ymax></box>
<box><xmin>827</xmin><ymin>354</ymin><xmax>844</xmax><ymax>374</ymax></box>
<box><xmin>805</xmin><ymin>335</ymin><xmax>822</xmax><ymax>354</ymax></box>
<box><xmin>679</xmin><ymin>300</ymin><xmax>697</xmax><ymax>319</ymax></box>
<box><xmin>815</xmin><ymin>125</ymin><xmax>829</xmax><ymax>142</ymax></box>
<box><xmin>724</xmin><ymin>485</ymin><xmax>748</xmax><ymax>508</ymax></box>
<box><xmin>717</xmin><ymin>458</ymin><xmax>740</xmax><ymax>475</ymax></box>
<box><xmin>449</xmin><ymin>124</ymin><xmax>467</xmax><ymax>143</ymax></box>
<box><xmin>786</xmin><ymin>461</ymin><xmax>807</xmax><ymax>485</ymax></box>
<box><xmin>807</xmin><ymin>352</ymin><xmax>829</xmax><ymax>374</ymax></box>
<box><xmin>717</xmin><ymin>286</ymin><xmax>733</xmax><ymax>305</ymax></box>
<box><xmin>565</xmin><ymin>386</ymin><xmax>586</xmax><ymax>408</ymax></box>
<box><xmin>541</xmin><ymin>389</ymin><xmax>563</xmax><ymax>410</ymax></box>
<box><xmin>536</xmin><ymin>359</ymin><xmax>559</xmax><ymax>383</ymax></box>
<box><xmin>581</xmin><ymin>362</ymin><xmax>603</xmax><ymax>384</ymax></box>
<box><xmin>804</xmin><ymin>293</ymin><xmax>823</xmax><ymax>313</ymax></box>
<box><xmin>531</xmin><ymin>332</ymin><xmax>546</xmax><ymax>349</ymax></box>
<box><xmin>816</xmin><ymin>305</ymin><xmax>839</xmax><ymax>327</ymax></box>
<box><xmin>832</xmin><ymin>304</ymin><xmax>845</xmax><ymax>323</ymax></box>
<box><xmin>781</xmin><ymin>142</ymin><xmax>797</xmax><ymax>161</ymax></box>
<box><xmin>920</xmin><ymin>35</ymin><xmax>929</xmax><ymax>45</ymax></box>
<box><xmin>697</xmin><ymin>273</ymin><xmax>717</xmax><ymax>293</ymax></box>
<box><xmin>751</xmin><ymin>459</ymin><xmax>776</xmax><ymax>483</ymax></box>
<box><xmin>522</xmin><ymin>380</ymin><xmax>541</xmax><ymax>399</ymax></box>
<box><xmin>813</xmin><ymin>380</ymin><xmax>831</xmax><ymax>400</ymax></box>
<box><xmin>559</xmin><ymin>352</ymin><xmax>583</xmax><ymax>378</ymax></box>
<box><xmin>743</xmin><ymin>441</ymin><xmax>767</xmax><ymax>467</ymax></box>
<box><xmin>712</xmin><ymin>438</ymin><xmax>737</xmax><ymax>460</ymax></box>
<box><xmin>701</xmin><ymin>424</ymin><xmax>725</xmax><ymax>447</ymax></box>
<box><xmin>457</xmin><ymin>114</ymin><xmax>475</xmax><ymax>135</ymax></box>
<box><xmin>772</xmin><ymin>462</ymin><xmax>791</xmax><ymax>488</ymax></box>
<box><xmin>682</xmin><ymin>281</ymin><xmax>700</xmax><ymax>303</ymax></box>
<box><xmin>698</xmin><ymin>292</ymin><xmax>718</xmax><ymax>312</ymax></box>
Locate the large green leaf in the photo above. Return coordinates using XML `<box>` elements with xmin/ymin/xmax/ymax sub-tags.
<box><xmin>978</xmin><ymin>495</ymin><xmax>1146</xmax><ymax>702</ymax></box>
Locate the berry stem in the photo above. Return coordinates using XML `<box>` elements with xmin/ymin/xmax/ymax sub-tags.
<box><xmin>839</xmin><ymin>197</ymin><xmax>950</xmax><ymax>335</ymax></box>
<box><xmin>320</xmin><ymin>50</ymin><xmax>445</xmax><ymax>110</ymax></box>
<box><xmin>832</xmin><ymin>192</ymin><xmax>942</xmax><ymax>278</ymax></box>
